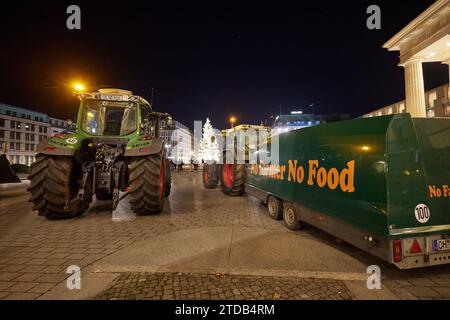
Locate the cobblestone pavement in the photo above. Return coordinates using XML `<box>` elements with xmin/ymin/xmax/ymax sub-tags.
<box><xmin>1</xmin><ymin>170</ymin><xmax>450</xmax><ymax>300</ymax></box>
<box><xmin>95</xmin><ymin>272</ymin><xmax>352</xmax><ymax>300</ymax></box>
<box><xmin>0</xmin><ymin>170</ymin><xmax>285</xmax><ymax>300</ymax></box>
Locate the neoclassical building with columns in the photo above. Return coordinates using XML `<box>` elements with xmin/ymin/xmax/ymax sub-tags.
<box><xmin>365</xmin><ymin>0</ymin><xmax>449</xmax><ymax>118</ymax></box>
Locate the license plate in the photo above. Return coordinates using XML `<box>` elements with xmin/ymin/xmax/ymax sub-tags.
<box><xmin>433</xmin><ymin>239</ymin><xmax>450</xmax><ymax>252</ymax></box>
<box><xmin>98</xmin><ymin>94</ymin><xmax>125</xmax><ymax>101</ymax></box>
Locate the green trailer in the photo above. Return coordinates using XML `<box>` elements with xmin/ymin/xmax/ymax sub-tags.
<box><xmin>245</xmin><ymin>114</ymin><xmax>450</xmax><ymax>269</ymax></box>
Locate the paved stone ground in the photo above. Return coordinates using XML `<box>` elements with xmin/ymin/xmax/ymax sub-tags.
<box><xmin>95</xmin><ymin>272</ymin><xmax>352</xmax><ymax>300</ymax></box>
<box><xmin>0</xmin><ymin>170</ymin><xmax>284</xmax><ymax>300</ymax></box>
<box><xmin>1</xmin><ymin>170</ymin><xmax>450</xmax><ymax>300</ymax></box>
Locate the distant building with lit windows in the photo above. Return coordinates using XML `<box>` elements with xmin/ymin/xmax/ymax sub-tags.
<box><xmin>160</xmin><ymin>119</ymin><xmax>195</xmax><ymax>163</ymax></box>
<box><xmin>49</xmin><ymin>117</ymin><xmax>68</xmax><ymax>135</ymax></box>
<box><xmin>0</xmin><ymin>103</ymin><xmax>67</xmax><ymax>166</ymax></box>
<box><xmin>364</xmin><ymin>84</ymin><xmax>449</xmax><ymax>118</ymax></box>
<box><xmin>271</xmin><ymin>113</ymin><xmax>351</xmax><ymax>136</ymax></box>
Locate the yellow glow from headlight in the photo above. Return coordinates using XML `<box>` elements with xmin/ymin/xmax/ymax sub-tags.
<box><xmin>361</xmin><ymin>145</ymin><xmax>371</xmax><ymax>151</ymax></box>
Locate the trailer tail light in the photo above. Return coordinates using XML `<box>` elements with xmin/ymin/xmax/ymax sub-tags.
<box><xmin>392</xmin><ymin>239</ymin><xmax>403</xmax><ymax>263</ymax></box>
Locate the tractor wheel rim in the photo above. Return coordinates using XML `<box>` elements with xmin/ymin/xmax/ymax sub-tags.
<box><xmin>285</xmin><ymin>208</ymin><xmax>295</xmax><ymax>224</ymax></box>
<box><xmin>160</xmin><ymin>159</ymin><xmax>164</xmax><ymax>199</ymax></box>
<box><xmin>223</xmin><ymin>164</ymin><xmax>234</xmax><ymax>188</ymax></box>
<box><xmin>268</xmin><ymin>200</ymin><xmax>276</xmax><ymax>215</ymax></box>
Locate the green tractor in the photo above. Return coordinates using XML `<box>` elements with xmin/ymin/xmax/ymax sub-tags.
<box><xmin>28</xmin><ymin>88</ymin><xmax>172</xmax><ymax>219</ymax></box>
<box><xmin>202</xmin><ymin>124</ymin><xmax>270</xmax><ymax>196</ymax></box>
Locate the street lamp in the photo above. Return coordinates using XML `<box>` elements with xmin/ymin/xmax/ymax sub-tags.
<box><xmin>229</xmin><ymin>116</ymin><xmax>236</xmax><ymax>128</ymax></box>
<box><xmin>73</xmin><ymin>82</ymin><xmax>85</xmax><ymax>92</ymax></box>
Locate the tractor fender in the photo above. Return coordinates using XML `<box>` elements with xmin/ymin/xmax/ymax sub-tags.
<box><xmin>125</xmin><ymin>137</ymin><xmax>164</xmax><ymax>157</ymax></box>
<box><xmin>36</xmin><ymin>141</ymin><xmax>75</xmax><ymax>156</ymax></box>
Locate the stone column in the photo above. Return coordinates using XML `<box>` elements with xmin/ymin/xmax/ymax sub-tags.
<box><xmin>403</xmin><ymin>59</ymin><xmax>426</xmax><ymax>117</ymax></box>
<box><xmin>443</xmin><ymin>59</ymin><xmax>450</xmax><ymax>117</ymax></box>
<box><xmin>443</xmin><ymin>59</ymin><xmax>450</xmax><ymax>86</ymax></box>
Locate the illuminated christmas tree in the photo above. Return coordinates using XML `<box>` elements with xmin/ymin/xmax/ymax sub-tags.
<box><xmin>199</xmin><ymin>118</ymin><xmax>220</xmax><ymax>162</ymax></box>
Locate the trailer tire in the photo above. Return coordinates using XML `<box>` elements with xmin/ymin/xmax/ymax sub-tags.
<box><xmin>203</xmin><ymin>162</ymin><xmax>219</xmax><ymax>189</ymax></box>
<box><xmin>128</xmin><ymin>153</ymin><xmax>165</xmax><ymax>215</ymax></box>
<box><xmin>267</xmin><ymin>196</ymin><xmax>283</xmax><ymax>220</ymax></box>
<box><xmin>27</xmin><ymin>155</ymin><xmax>92</xmax><ymax>220</ymax></box>
<box><xmin>164</xmin><ymin>158</ymin><xmax>171</xmax><ymax>197</ymax></box>
<box><xmin>219</xmin><ymin>163</ymin><xmax>246</xmax><ymax>196</ymax></box>
<box><xmin>283</xmin><ymin>203</ymin><xmax>302</xmax><ymax>230</ymax></box>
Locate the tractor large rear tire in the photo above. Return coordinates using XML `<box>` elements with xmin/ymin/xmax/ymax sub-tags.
<box><xmin>128</xmin><ymin>153</ymin><xmax>165</xmax><ymax>215</ymax></box>
<box><xmin>203</xmin><ymin>162</ymin><xmax>219</xmax><ymax>189</ymax></box>
<box><xmin>219</xmin><ymin>163</ymin><xmax>246</xmax><ymax>196</ymax></box>
<box><xmin>27</xmin><ymin>155</ymin><xmax>92</xmax><ymax>220</ymax></box>
<box><xmin>164</xmin><ymin>158</ymin><xmax>171</xmax><ymax>197</ymax></box>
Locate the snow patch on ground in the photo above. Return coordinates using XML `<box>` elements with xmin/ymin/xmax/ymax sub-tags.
<box><xmin>0</xmin><ymin>180</ymin><xmax>30</xmax><ymax>192</ymax></box>
<box><xmin>111</xmin><ymin>192</ymin><xmax>136</xmax><ymax>222</ymax></box>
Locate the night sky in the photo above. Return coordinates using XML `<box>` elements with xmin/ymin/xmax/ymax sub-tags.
<box><xmin>0</xmin><ymin>0</ymin><xmax>448</xmax><ymax>129</ymax></box>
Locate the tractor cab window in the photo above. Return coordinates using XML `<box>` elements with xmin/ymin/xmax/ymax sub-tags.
<box><xmin>81</xmin><ymin>100</ymin><xmax>136</xmax><ymax>136</ymax></box>
<box><xmin>139</xmin><ymin>104</ymin><xmax>154</xmax><ymax>135</ymax></box>
<box><xmin>145</xmin><ymin>118</ymin><xmax>158</xmax><ymax>137</ymax></box>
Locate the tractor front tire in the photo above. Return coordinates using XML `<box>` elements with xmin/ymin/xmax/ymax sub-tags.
<box><xmin>203</xmin><ymin>162</ymin><xmax>219</xmax><ymax>189</ymax></box>
<box><xmin>27</xmin><ymin>155</ymin><xmax>91</xmax><ymax>220</ymax></box>
<box><xmin>219</xmin><ymin>163</ymin><xmax>246</xmax><ymax>196</ymax></box>
<box><xmin>128</xmin><ymin>153</ymin><xmax>165</xmax><ymax>215</ymax></box>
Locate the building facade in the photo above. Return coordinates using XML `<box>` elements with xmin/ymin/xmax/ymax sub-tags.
<box><xmin>364</xmin><ymin>84</ymin><xmax>449</xmax><ymax>118</ymax></box>
<box><xmin>271</xmin><ymin>113</ymin><xmax>351</xmax><ymax>136</ymax></box>
<box><xmin>49</xmin><ymin>117</ymin><xmax>68</xmax><ymax>135</ymax></box>
<box><xmin>0</xmin><ymin>103</ymin><xmax>67</xmax><ymax>166</ymax></box>
<box><xmin>160</xmin><ymin>119</ymin><xmax>195</xmax><ymax>163</ymax></box>
<box><xmin>382</xmin><ymin>0</ymin><xmax>449</xmax><ymax>117</ymax></box>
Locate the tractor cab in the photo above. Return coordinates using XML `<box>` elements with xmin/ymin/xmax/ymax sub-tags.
<box><xmin>76</xmin><ymin>89</ymin><xmax>143</xmax><ymax>138</ymax></box>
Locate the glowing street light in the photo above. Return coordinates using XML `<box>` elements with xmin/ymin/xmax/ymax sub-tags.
<box><xmin>229</xmin><ymin>116</ymin><xmax>236</xmax><ymax>128</ymax></box>
<box><xmin>73</xmin><ymin>83</ymin><xmax>85</xmax><ymax>92</ymax></box>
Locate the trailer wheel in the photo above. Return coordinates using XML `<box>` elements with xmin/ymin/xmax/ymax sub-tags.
<box><xmin>283</xmin><ymin>203</ymin><xmax>302</xmax><ymax>230</ymax></box>
<box><xmin>164</xmin><ymin>158</ymin><xmax>171</xmax><ymax>197</ymax></box>
<box><xmin>203</xmin><ymin>162</ymin><xmax>219</xmax><ymax>189</ymax></box>
<box><xmin>128</xmin><ymin>153</ymin><xmax>165</xmax><ymax>215</ymax></box>
<box><xmin>27</xmin><ymin>155</ymin><xmax>92</xmax><ymax>220</ymax></box>
<box><xmin>267</xmin><ymin>196</ymin><xmax>283</xmax><ymax>220</ymax></box>
<box><xmin>219</xmin><ymin>163</ymin><xmax>246</xmax><ymax>196</ymax></box>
